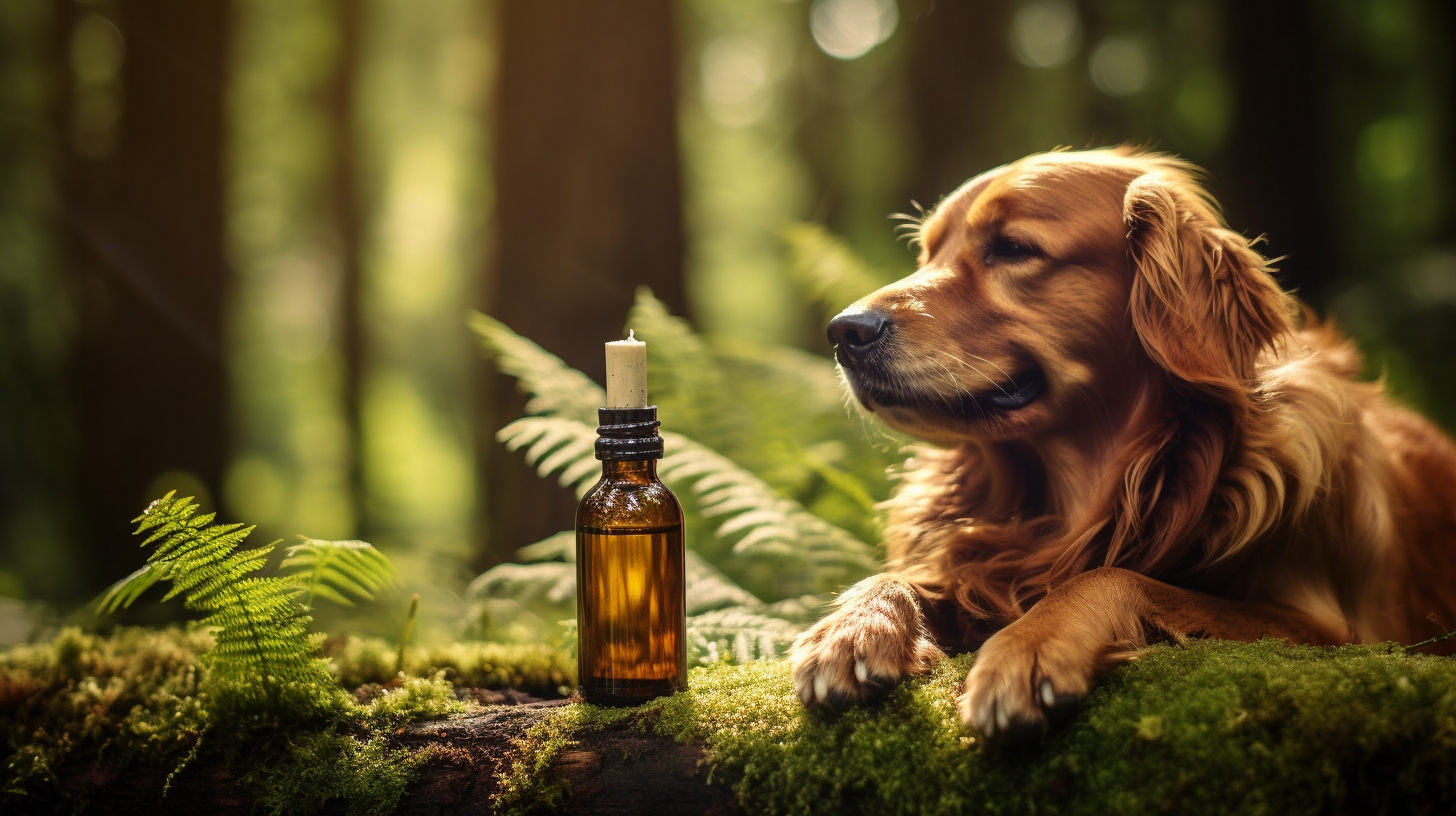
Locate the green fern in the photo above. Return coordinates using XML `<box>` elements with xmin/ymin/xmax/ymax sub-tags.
<box><xmin>467</xmin><ymin>529</ymin><xmax>812</xmax><ymax>663</ymax></box>
<box><xmin>281</xmin><ymin>537</ymin><xmax>401</xmax><ymax>609</ymax></box>
<box><xmin>470</xmin><ymin>312</ymin><xmax>602</xmax><ymax>424</ymax></box>
<box><xmin>497</xmin><ymin>415</ymin><xmax>876</xmax><ymax>592</ymax></box>
<box><xmin>471</xmin><ymin>235</ymin><xmax>910</xmax><ymax>654</ymax></box>
<box><xmin>782</xmin><ymin>221</ymin><xmax>897</xmax><ymax>321</ymax></box>
<box><xmin>106</xmin><ymin>492</ymin><xmax>336</xmax><ymax>709</ymax></box>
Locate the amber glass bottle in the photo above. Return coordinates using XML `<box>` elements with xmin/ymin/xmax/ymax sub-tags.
<box><xmin>575</xmin><ymin>406</ymin><xmax>686</xmax><ymax>705</ymax></box>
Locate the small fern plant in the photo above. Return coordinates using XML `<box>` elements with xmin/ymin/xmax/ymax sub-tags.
<box><xmin>100</xmin><ymin>492</ymin><xmax>397</xmax><ymax>717</ymax></box>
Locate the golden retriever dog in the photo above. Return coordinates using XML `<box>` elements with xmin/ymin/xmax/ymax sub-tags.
<box><xmin>789</xmin><ymin>147</ymin><xmax>1456</xmax><ymax>739</ymax></box>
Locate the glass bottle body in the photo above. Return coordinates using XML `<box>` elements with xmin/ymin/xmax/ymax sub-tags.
<box><xmin>575</xmin><ymin>458</ymin><xmax>685</xmax><ymax>705</ymax></box>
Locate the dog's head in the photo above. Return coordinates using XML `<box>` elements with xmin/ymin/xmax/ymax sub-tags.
<box><xmin>830</xmin><ymin>148</ymin><xmax>1294</xmax><ymax>445</ymax></box>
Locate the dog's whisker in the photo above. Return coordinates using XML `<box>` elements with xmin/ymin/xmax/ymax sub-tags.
<box><xmin>966</xmin><ymin>352</ymin><xmax>1016</xmax><ymax>385</ymax></box>
<box><xmin>943</xmin><ymin>353</ymin><xmax>1013</xmax><ymax>399</ymax></box>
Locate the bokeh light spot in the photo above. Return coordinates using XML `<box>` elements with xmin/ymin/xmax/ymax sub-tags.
<box><xmin>70</xmin><ymin>14</ymin><xmax>125</xmax><ymax>84</ymax></box>
<box><xmin>1170</xmin><ymin>67</ymin><xmax>1233</xmax><ymax>153</ymax></box>
<box><xmin>1089</xmin><ymin>37</ymin><xmax>1150</xmax><ymax>97</ymax></box>
<box><xmin>1357</xmin><ymin>115</ymin><xmax>1422</xmax><ymax>185</ymax></box>
<box><xmin>1011</xmin><ymin>0</ymin><xmax>1082</xmax><ymax>69</ymax></box>
<box><xmin>701</xmin><ymin>34</ymin><xmax>772</xmax><ymax>128</ymax></box>
<box><xmin>810</xmin><ymin>0</ymin><xmax>898</xmax><ymax>61</ymax></box>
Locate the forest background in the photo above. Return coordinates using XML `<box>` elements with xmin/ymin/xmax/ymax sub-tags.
<box><xmin>1</xmin><ymin>0</ymin><xmax>1453</xmax><ymax>647</ymax></box>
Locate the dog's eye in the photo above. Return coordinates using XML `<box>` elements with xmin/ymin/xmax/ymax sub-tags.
<box><xmin>988</xmin><ymin>235</ymin><xmax>1039</xmax><ymax>260</ymax></box>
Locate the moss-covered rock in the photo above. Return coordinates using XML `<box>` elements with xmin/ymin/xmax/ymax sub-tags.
<box><xmin>507</xmin><ymin>640</ymin><xmax>1456</xmax><ymax>815</ymax></box>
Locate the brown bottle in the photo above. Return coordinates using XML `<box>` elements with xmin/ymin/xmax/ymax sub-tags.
<box><xmin>575</xmin><ymin>405</ymin><xmax>686</xmax><ymax>705</ymax></box>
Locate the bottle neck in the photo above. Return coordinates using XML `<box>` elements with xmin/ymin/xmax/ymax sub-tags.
<box><xmin>600</xmin><ymin>458</ymin><xmax>658</xmax><ymax>483</ymax></box>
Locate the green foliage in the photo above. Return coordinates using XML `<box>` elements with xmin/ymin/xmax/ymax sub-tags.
<box><xmin>281</xmin><ymin>536</ymin><xmax>401</xmax><ymax>609</ymax></box>
<box><xmin>471</xmin><ymin>311</ymin><xmax>603</xmax><ymax>424</ymax></box>
<box><xmin>501</xmin><ymin>640</ymin><xmax>1456</xmax><ymax>816</ymax></box>
<box><xmin>103</xmin><ymin>492</ymin><xmax>339</xmax><ymax>715</ymax></box>
<box><xmin>496</xmin><ymin>417</ymin><xmax>876</xmax><ymax>592</ymax></box>
<box><xmin>472</xmin><ymin>286</ymin><xmax>904</xmax><ymax>657</ymax></box>
<box><xmin>782</xmin><ymin>222</ymin><xmax>898</xmax><ymax>323</ymax></box>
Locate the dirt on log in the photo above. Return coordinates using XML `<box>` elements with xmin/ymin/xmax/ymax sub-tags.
<box><xmin>394</xmin><ymin>700</ymin><xmax>741</xmax><ymax>816</ymax></box>
<box><xmin>53</xmin><ymin>698</ymin><xmax>736</xmax><ymax>815</ymax></box>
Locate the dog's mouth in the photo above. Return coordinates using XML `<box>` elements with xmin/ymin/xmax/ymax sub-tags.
<box><xmin>848</xmin><ymin>361</ymin><xmax>1046</xmax><ymax>421</ymax></box>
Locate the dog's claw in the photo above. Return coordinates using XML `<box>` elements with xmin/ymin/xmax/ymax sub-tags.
<box><xmin>854</xmin><ymin>659</ymin><xmax>868</xmax><ymax>683</ymax></box>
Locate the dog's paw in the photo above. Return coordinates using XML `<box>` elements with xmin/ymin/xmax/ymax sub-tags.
<box><xmin>957</xmin><ymin>620</ymin><xmax>1135</xmax><ymax>740</ymax></box>
<box><xmin>789</xmin><ymin>575</ymin><xmax>942</xmax><ymax>712</ymax></box>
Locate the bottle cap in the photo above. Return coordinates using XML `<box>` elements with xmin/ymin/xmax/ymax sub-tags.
<box><xmin>595</xmin><ymin>406</ymin><xmax>664</xmax><ymax>460</ymax></box>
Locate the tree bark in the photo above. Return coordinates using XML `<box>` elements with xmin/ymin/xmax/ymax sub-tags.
<box><xmin>328</xmin><ymin>0</ymin><xmax>367</xmax><ymax>539</ymax></box>
<box><xmin>480</xmin><ymin>0</ymin><xmax>686</xmax><ymax>567</ymax></box>
<box><xmin>64</xmin><ymin>0</ymin><xmax>231</xmax><ymax>595</ymax></box>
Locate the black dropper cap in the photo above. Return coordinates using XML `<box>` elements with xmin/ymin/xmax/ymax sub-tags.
<box><xmin>595</xmin><ymin>406</ymin><xmax>664</xmax><ymax>461</ymax></box>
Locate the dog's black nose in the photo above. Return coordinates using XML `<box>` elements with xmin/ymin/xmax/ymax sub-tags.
<box><xmin>828</xmin><ymin>310</ymin><xmax>889</xmax><ymax>352</ymax></box>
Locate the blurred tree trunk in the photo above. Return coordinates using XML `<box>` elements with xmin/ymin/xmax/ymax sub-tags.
<box><xmin>63</xmin><ymin>0</ymin><xmax>231</xmax><ymax>595</ymax></box>
<box><xmin>328</xmin><ymin>0</ymin><xmax>367</xmax><ymax>539</ymax></box>
<box><xmin>900</xmin><ymin>0</ymin><xmax>1014</xmax><ymax>208</ymax></box>
<box><xmin>1214</xmin><ymin>0</ymin><xmax>1336</xmax><ymax>306</ymax></box>
<box><xmin>480</xmin><ymin>0</ymin><xmax>686</xmax><ymax>565</ymax></box>
<box><xmin>0</xmin><ymin>1</ymin><xmax>81</xmax><ymax>603</ymax></box>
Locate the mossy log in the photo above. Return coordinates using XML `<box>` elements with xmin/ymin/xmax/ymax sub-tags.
<box><xmin>439</xmin><ymin>640</ymin><xmax>1456</xmax><ymax>816</ymax></box>
<box><xmin>7</xmin><ymin>630</ymin><xmax>1456</xmax><ymax>815</ymax></box>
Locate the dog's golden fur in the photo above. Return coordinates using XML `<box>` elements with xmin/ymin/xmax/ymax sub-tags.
<box><xmin>790</xmin><ymin>147</ymin><xmax>1456</xmax><ymax>737</ymax></box>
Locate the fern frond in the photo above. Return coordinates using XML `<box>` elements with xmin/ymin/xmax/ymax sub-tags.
<box><xmin>713</xmin><ymin>340</ymin><xmax>848</xmax><ymax>422</ymax></box>
<box><xmin>685</xmin><ymin>550</ymin><xmax>763</xmax><ymax>615</ymax></box>
<box><xmin>96</xmin><ymin>563</ymin><xmax>170</xmax><ymax>614</ymax></box>
<box><xmin>470</xmin><ymin>312</ymin><xmax>603</xmax><ymax>424</ymax></box>
<box><xmin>281</xmin><ymin>537</ymin><xmax>401</xmax><ymax>609</ymax></box>
<box><xmin>498</xmin><ymin>416</ymin><xmax>601</xmax><ymax>497</ymax></box>
<box><xmin>467</xmin><ymin>561</ymin><xmax>576</xmax><ymax>608</ymax></box>
<box><xmin>782</xmin><ymin>222</ymin><xmax>896</xmax><ymax>320</ymax></box>
<box><xmin>467</xmin><ymin>529</ymin><xmax>791</xmax><ymax>660</ymax></box>
<box><xmin>626</xmin><ymin>287</ymin><xmax>731</xmax><ymax>442</ymax></box>
<box><xmin>688</xmin><ymin>606</ymin><xmax>804</xmax><ymax>663</ymax></box>
<box><xmin>516</xmin><ymin>530</ymin><xmax>575</xmax><ymax>563</ymax></box>
<box><xmin>118</xmin><ymin>492</ymin><xmax>336</xmax><ymax>708</ymax></box>
<box><xmin>661</xmin><ymin>431</ymin><xmax>878</xmax><ymax>579</ymax></box>
<box><xmin>496</xmin><ymin>416</ymin><xmax>878</xmax><ymax>589</ymax></box>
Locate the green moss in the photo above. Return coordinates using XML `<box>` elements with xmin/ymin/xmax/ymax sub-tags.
<box><xmin>1</xmin><ymin>628</ymin><xmax>476</xmax><ymax>814</ymax></box>
<box><xmin>498</xmin><ymin>640</ymin><xmax>1456</xmax><ymax>815</ymax></box>
<box><xmin>331</xmin><ymin>635</ymin><xmax>573</xmax><ymax>695</ymax></box>
<box><xmin>1</xmin><ymin>626</ymin><xmax>211</xmax><ymax>805</ymax></box>
<box><xmin>641</xmin><ymin>640</ymin><xmax>1456</xmax><ymax>815</ymax></box>
<box><xmin>360</xmin><ymin>671</ymin><xmax>468</xmax><ymax>728</ymax></box>
<box><xmin>242</xmin><ymin>730</ymin><xmax>427</xmax><ymax>816</ymax></box>
<box><xmin>492</xmin><ymin>703</ymin><xmax>637</xmax><ymax>816</ymax></box>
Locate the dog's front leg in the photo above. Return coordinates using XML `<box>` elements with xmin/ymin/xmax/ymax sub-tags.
<box><xmin>959</xmin><ymin>567</ymin><xmax>1342</xmax><ymax>738</ymax></box>
<box><xmin>790</xmin><ymin>573</ymin><xmax>944</xmax><ymax>711</ymax></box>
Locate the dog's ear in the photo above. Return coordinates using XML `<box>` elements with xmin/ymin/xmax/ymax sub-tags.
<box><xmin>1123</xmin><ymin>172</ymin><xmax>1292</xmax><ymax>391</ymax></box>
